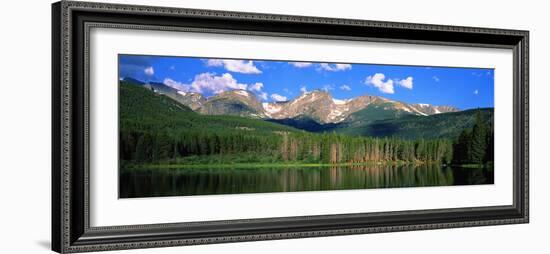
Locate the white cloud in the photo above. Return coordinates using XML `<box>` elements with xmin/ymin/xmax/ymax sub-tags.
<box><xmin>397</xmin><ymin>76</ymin><xmax>413</xmax><ymax>89</ymax></box>
<box><xmin>144</xmin><ymin>66</ymin><xmax>154</xmax><ymax>76</ymax></box>
<box><xmin>165</xmin><ymin>73</ymin><xmax>269</xmax><ymax>100</ymax></box>
<box><xmin>474</xmin><ymin>89</ymin><xmax>479</xmax><ymax>95</ymax></box>
<box><xmin>169</xmin><ymin>65</ymin><xmax>175</xmax><ymax>71</ymax></box>
<box><xmin>322</xmin><ymin>84</ymin><xmax>334</xmax><ymax>92</ymax></box>
<box><xmin>164</xmin><ymin>72</ymin><xmax>253</xmax><ymax>95</ymax></box>
<box><xmin>247</xmin><ymin>82</ymin><xmax>269</xmax><ymax>101</ymax></box>
<box><xmin>432</xmin><ymin>76</ymin><xmax>440</xmax><ymax>82</ymax></box>
<box><xmin>289</xmin><ymin>62</ymin><xmax>352</xmax><ymax>72</ymax></box>
<box><xmin>204</xmin><ymin>59</ymin><xmax>222</xmax><ymax>66</ymax></box>
<box><xmin>289</xmin><ymin>62</ymin><xmax>313</xmax><ymax>68</ymax></box>
<box><xmin>319</xmin><ymin>63</ymin><xmax>352</xmax><ymax>72</ymax></box>
<box><xmin>289</xmin><ymin>62</ymin><xmax>354</xmax><ymax>73</ymax></box>
<box><xmin>340</xmin><ymin>84</ymin><xmax>351</xmax><ymax>91</ymax></box>
<box><xmin>365</xmin><ymin>73</ymin><xmax>394</xmax><ymax>94</ymax></box>
<box><xmin>205</xmin><ymin>59</ymin><xmax>261</xmax><ymax>74</ymax></box>
<box><xmin>163</xmin><ymin>78</ymin><xmax>190</xmax><ymax>92</ymax></box>
<box><xmin>191</xmin><ymin>73</ymin><xmax>248</xmax><ymax>93</ymax></box>
<box><xmin>271</xmin><ymin>93</ymin><xmax>287</xmax><ymax>102</ymax></box>
<box><xmin>248</xmin><ymin>82</ymin><xmax>263</xmax><ymax>92</ymax></box>
<box><xmin>257</xmin><ymin>92</ymin><xmax>268</xmax><ymax>100</ymax></box>
<box><xmin>300</xmin><ymin>86</ymin><xmax>308</xmax><ymax>93</ymax></box>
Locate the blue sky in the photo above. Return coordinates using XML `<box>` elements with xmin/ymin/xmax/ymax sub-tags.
<box><xmin>119</xmin><ymin>54</ymin><xmax>494</xmax><ymax>110</ymax></box>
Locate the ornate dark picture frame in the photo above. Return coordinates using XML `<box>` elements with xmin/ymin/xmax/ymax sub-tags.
<box><xmin>52</xmin><ymin>1</ymin><xmax>529</xmax><ymax>253</ymax></box>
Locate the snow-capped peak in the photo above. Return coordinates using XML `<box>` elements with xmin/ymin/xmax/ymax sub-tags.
<box><xmin>234</xmin><ymin>90</ymin><xmax>250</xmax><ymax>97</ymax></box>
<box><xmin>332</xmin><ymin>98</ymin><xmax>347</xmax><ymax>105</ymax></box>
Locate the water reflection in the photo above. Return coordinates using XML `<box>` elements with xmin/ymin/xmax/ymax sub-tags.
<box><xmin>119</xmin><ymin>164</ymin><xmax>493</xmax><ymax>198</ymax></box>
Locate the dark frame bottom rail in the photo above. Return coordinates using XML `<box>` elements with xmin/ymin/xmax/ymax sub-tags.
<box><xmin>76</xmin><ymin>206</ymin><xmax>522</xmax><ymax>245</ymax></box>
<box><xmin>52</xmin><ymin>1</ymin><xmax>528</xmax><ymax>253</ymax></box>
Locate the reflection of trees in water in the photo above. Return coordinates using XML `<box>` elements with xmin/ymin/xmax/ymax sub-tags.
<box><xmin>325</xmin><ymin>163</ymin><xmax>458</xmax><ymax>190</ymax></box>
<box><xmin>324</xmin><ymin>163</ymin><xmax>455</xmax><ymax>189</ymax></box>
<box><xmin>120</xmin><ymin>164</ymin><xmax>491</xmax><ymax>198</ymax></box>
<box><xmin>445</xmin><ymin>166</ymin><xmax>493</xmax><ymax>186</ymax></box>
<box><xmin>329</xmin><ymin>166</ymin><xmax>339</xmax><ymax>187</ymax></box>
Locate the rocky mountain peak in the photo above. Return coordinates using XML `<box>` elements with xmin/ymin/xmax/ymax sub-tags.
<box><xmin>198</xmin><ymin>89</ymin><xmax>265</xmax><ymax>118</ymax></box>
<box><xmin>218</xmin><ymin>89</ymin><xmax>254</xmax><ymax>98</ymax></box>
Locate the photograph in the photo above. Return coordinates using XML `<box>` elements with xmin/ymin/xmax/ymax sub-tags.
<box><xmin>45</xmin><ymin>1</ymin><xmax>534</xmax><ymax>253</ymax></box>
<box><xmin>118</xmin><ymin>55</ymin><xmax>495</xmax><ymax>198</ymax></box>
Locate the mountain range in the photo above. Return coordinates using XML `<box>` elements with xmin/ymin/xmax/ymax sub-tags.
<box><xmin>122</xmin><ymin>77</ymin><xmax>492</xmax><ymax>139</ymax></box>
<box><xmin>124</xmin><ymin>77</ymin><xmax>459</xmax><ymax>123</ymax></box>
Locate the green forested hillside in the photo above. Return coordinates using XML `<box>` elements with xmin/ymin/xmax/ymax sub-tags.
<box><xmin>344</xmin><ymin>102</ymin><xmax>413</xmax><ymax>124</ymax></box>
<box><xmin>335</xmin><ymin>108</ymin><xmax>494</xmax><ymax>139</ymax></box>
<box><xmin>267</xmin><ymin>115</ymin><xmax>338</xmax><ymax>132</ymax></box>
<box><xmin>120</xmin><ymin>82</ymin><xmax>301</xmax><ymax>163</ymax></box>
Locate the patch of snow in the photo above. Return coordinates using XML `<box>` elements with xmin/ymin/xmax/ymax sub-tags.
<box><xmin>334</xmin><ymin>117</ymin><xmax>347</xmax><ymax>123</ymax></box>
<box><xmin>177</xmin><ymin>91</ymin><xmax>187</xmax><ymax>96</ymax></box>
<box><xmin>434</xmin><ymin>108</ymin><xmax>441</xmax><ymax>114</ymax></box>
<box><xmin>332</xmin><ymin>98</ymin><xmax>346</xmax><ymax>105</ymax></box>
<box><xmin>402</xmin><ymin>107</ymin><xmax>412</xmax><ymax>113</ymax></box>
<box><xmin>262</xmin><ymin>102</ymin><xmax>282</xmax><ymax>117</ymax></box>
<box><xmin>418</xmin><ymin>103</ymin><xmax>430</xmax><ymax>107</ymax></box>
<box><xmin>234</xmin><ymin>90</ymin><xmax>249</xmax><ymax>97</ymax></box>
<box><xmin>328</xmin><ymin>109</ymin><xmax>344</xmax><ymax>120</ymax></box>
<box><xmin>411</xmin><ymin>106</ymin><xmax>428</xmax><ymax>116</ymax></box>
<box><xmin>380</xmin><ymin>97</ymin><xmax>395</xmax><ymax>103</ymax></box>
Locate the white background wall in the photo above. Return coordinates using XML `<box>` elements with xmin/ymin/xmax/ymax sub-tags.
<box><xmin>0</xmin><ymin>0</ymin><xmax>547</xmax><ymax>253</ymax></box>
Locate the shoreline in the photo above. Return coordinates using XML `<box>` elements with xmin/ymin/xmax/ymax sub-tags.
<box><xmin>120</xmin><ymin>161</ymin><xmax>493</xmax><ymax>170</ymax></box>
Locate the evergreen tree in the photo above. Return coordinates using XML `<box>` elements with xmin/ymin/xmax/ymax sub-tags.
<box><xmin>135</xmin><ymin>135</ymin><xmax>146</xmax><ymax>162</ymax></box>
<box><xmin>470</xmin><ymin>111</ymin><xmax>488</xmax><ymax>164</ymax></box>
<box><xmin>485</xmin><ymin>126</ymin><xmax>494</xmax><ymax>162</ymax></box>
<box><xmin>455</xmin><ymin>129</ymin><xmax>471</xmax><ymax>163</ymax></box>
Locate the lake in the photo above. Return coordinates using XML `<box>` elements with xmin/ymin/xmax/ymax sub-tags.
<box><xmin>119</xmin><ymin>164</ymin><xmax>493</xmax><ymax>198</ymax></box>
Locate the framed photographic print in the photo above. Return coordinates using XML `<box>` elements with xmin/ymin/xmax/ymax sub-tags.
<box><xmin>52</xmin><ymin>1</ymin><xmax>529</xmax><ymax>253</ymax></box>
